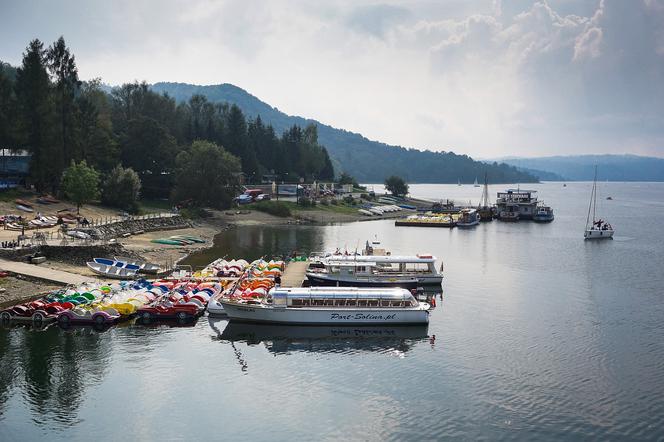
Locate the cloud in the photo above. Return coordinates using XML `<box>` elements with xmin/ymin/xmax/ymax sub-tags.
<box><xmin>346</xmin><ymin>4</ymin><xmax>412</xmax><ymax>39</ymax></box>
<box><xmin>0</xmin><ymin>0</ymin><xmax>663</xmax><ymax>158</ymax></box>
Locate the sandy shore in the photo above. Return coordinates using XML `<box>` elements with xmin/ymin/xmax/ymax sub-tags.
<box><xmin>0</xmin><ymin>275</ymin><xmax>62</xmax><ymax>308</ymax></box>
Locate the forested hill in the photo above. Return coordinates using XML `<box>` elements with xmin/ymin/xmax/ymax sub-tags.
<box><xmin>496</xmin><ymin>155</ymin><xmax>664</xmax><ymax>181</ymax></box>
<box><xmin>151</xmin><ymin>82</ymin><xmax>537</xmax><ymax>184</ymax></box>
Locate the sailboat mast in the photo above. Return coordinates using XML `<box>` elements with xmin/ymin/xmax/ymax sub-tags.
<box><xmin>592</xmin><ymin>165</ymin><xmax>597</xmax><ymax>223</ymax></box>
<box><xmin>585</xmin><ymin>166</ymin><xmax>596</xmax><ymax>229</ymax></box>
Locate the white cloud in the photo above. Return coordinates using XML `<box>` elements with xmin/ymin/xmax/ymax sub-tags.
<box><xmin>0</xmin><ymin>0</ymin><xmax>663</xmax><ymax>158</ymax></box>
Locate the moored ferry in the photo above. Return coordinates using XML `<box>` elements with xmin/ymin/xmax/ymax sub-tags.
<box><xmin>220</xmin><ymin>287</ymin><xmax>430</xmax><ymax>325</ymax></box>
<box><xmin>306</xmin><ymin>254</ymin><xmax>443</xmax><ymax>289</ymax></box>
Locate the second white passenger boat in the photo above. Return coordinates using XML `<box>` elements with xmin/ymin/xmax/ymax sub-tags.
<box><xmin>220</xmin><ymin>287</ymin><xmax>430</xmax><ymax>325</ymax></box>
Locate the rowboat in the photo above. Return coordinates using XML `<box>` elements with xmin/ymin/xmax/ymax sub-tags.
<box><xmin>86</xmin><ymin>261</ymin><xmax>138</xmax><ymax>279</ymax></box>
<box><xmin>114</xmin><ymin>256</ymin><xmax>161</xmax><ymax>274</ymax></box>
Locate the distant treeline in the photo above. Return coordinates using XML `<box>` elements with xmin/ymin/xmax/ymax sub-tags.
<box><xmin>152</xmin><ymin>82</ymin><xmax>539</xmax><ymax>184</ymax></box>
<box><xmin>0</xmin><ymin>38</ymin><xmax>334</xmax><ymax>198</ymax></box>
<box><xmin>499</xmin><ymin>155</ymin><xmax>664</xmax><ymax>182</ymax></box>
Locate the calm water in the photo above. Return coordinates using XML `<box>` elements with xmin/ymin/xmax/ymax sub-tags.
<box><xmin>2</xmin><ymin>182</ymin><xmax>664</xmax><ymax>441</ymax></box>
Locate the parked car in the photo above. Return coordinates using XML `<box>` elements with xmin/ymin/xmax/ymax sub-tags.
<box><xmin>256</xmin><ymin>194</ymin><xmax>271</xmax><ymax>201</ymax></box>
<box><xmin>235</xmin><ymin>194</ymin><xmax>253</xmax><ymax>204</ymax></box>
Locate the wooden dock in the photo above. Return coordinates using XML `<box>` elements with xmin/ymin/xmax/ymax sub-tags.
<box><xmin>0</xmin><ymin>258</ymin><xmax>93</xmax><ymax>285</ymax></box>
<box><xmin>281</xmin><ymin>260</ymin><xmax>309</xmax><ymax>288</ymax></box>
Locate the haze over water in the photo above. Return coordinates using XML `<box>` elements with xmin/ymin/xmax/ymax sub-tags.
<box><xmin>1</xmin><ymin>182</ymin><xmax>664</xmax><ymax>440</ymax></box>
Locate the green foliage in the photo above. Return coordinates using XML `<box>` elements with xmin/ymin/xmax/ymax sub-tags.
<box><xmin>173</xmin><ymin>140</ymin><xmax>242</xmax><ymax>209</ymax></box>
<box><xmin>343</xmin><ymin>195</ymin><xmax>355</xmax><ymax>205</ymax></box>
<box><xmin>385</xmin><ymin>175</ymin><xmax>409</xmax><ymax>197</ymax></box>
<box><xmin>252</xmin><ymin>201</ymin><xmax>292</xmax><ymax>217</ymax></box>
<box><xmin>61</xmin><ymin>160</ymin><xmax>100</xmax><ymax>212</ymax></box>
<box><xmin>15</xmin><ymin>39</ymin><xmax>57</xmax><ymax>191</ymax></box>
<box><xmin>298</xmin><ymin>197</ymin><xmax>315</xmax><ymax>208</ymax></box>
<box><xmin>337</xmin><ymin>172</ymin><xmax>358</xmax><ymax>186</ymax></box>
<box><xmin>101</xmin><ymin>164</ymin><xmax>141</xmax><ymax>213</ymax></box>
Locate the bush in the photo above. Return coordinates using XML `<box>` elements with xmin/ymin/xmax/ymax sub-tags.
<box><xmin>330</xmin><ymin>199</ymin><xmax>339</xmax><ymax>205</ymax></box>
<box><xmin>320</xmin><ymin>199</ymin><xmax>330</xmax><ymax>206</ymax></box>
<box><xmin>298</xmin><ymin>198</ymin><xmax>315</xmax><ymax>208</ymax></box>
<box><xmin>253</xmin><ymin>201</ymin><xmax>292</xmax><ymax>217</ymax></box>
<box><xmin>102</xmin><ymin>164</ymin><xmax>142</xmax><ymax>213</ymax></box>
<box><xmin>343</xmin><ymin>195</ymin><xmax>354</xmax><ymax>205</ymax></box>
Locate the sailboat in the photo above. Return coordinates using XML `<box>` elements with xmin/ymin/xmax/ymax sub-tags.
<box><xmin>584</xmin><ymin>166</ymin><xmax>614</xmax><ymax>239</ymax></box>
<box><xmin>473</xmin><ymin>177</ymin><xmax>480</xmax><ymax>187</ymax></box>
<box><xmin>477</xmin><ymin>172</ymin><xmax>494</xmax><ymax>221</ymax></box>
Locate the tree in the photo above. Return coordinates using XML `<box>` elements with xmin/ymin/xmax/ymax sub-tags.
<box><xmin>47</xmin><ymin>36</ymin><xmax>81</xmax><ymax>165</ymax></box>
<box><xmin>338</xmin><ymin>172</ymin><xmax>358</xmax><ymax>186</ymax></box>
<box><xmin>173</xmin><ymin>140</ymin><xmax>242</xmax><ymax>209</ymax></box>
<box><xmin>0</xmin><ymin>64</ymin><xmax>16</xmax><ymax>150</ymax></box>
<box><xmin>61</xmin><ymin>160</ymin><xmax>100</xmax><ymax>213</ymax></box>
<box><xmin>385</xmin><ymin>175</ymin><xmax>408</xmax><ymax>197</ymax></box>
<box><xmin>78</xmin><ymin>80</ymin><xmax>119</xmax><ymax>171</ymax></box>
<box><xmin>101</xmin><ymin>164</ymin><xmax>141</xmax><ymax>213</ymax></box>
<box><xmin>14</xmin><ymin>39</ymin><xmax>57</xmax><ymax>191</ymax></box>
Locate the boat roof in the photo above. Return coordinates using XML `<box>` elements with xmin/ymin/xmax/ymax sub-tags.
<box><xmin>325</xmin><ymin>261</ymin><xmax>377</xmax><ymax>267</ymax></box>
<box><xmin>502</xmin><ymin>189</ymin><xmax>537</xmax><ymax>193</ymax></box>
<box><xmin>270</xmin><ymin>287</ymin><xmax>414</xmax><ymax>299</ymax></box>
<box><xmin>323</xmin><ymin>255</ymin><xmax>436</xmax><ymax>263</ymax></box>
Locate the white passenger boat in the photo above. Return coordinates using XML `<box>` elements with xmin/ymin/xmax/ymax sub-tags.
<box><xmin>220</xmin><ymin>287</ymin><xmax>430</xmax><ymax>325</ymax></box>
<box><xmin>306</xmin><ymin>254</ymin><xmax>443</xmax><ymax>289</ymax></box>
<box><xmin>584</xmin><ymin>166</ymin><xmax>614</xmax><ymax>239</ymax></box>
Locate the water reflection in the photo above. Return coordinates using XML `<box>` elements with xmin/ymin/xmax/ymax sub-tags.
<box><xmin>211</xmin><ymin>318</ymin><xmax>429</xmax><ymax>356</ymax></box>
<box><xmin>0</xmin><ymin>324</ymin><xmax>112</xmax><ymax>428</ymax></box>
<box><xmin>184</xmin><ymin>225</ymin><xmax>326</xmax><ymax>268</ymax></box>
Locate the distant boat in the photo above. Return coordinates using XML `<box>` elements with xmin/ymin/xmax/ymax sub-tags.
<box><xmin>457</xmin><ymin>179</ymin><xmax>461</xmax><ymax>186</ymax></box>
<box><xmin>563</xmin><ymin>183</ymin><xmax>567</xmax><ymax>187</ymax></box>
<box><xmin>584</xmin><ymin>166</ymin><xmax>614</xmax><ymax>240</ymax></box>
<box><xmin>473</xmin><ymin>177</ymin><xmax>479</xmax><ymax>187</ymax></box>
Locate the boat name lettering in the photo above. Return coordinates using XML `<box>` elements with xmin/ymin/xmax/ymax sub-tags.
<box><xmin>236</xmin><ymin>307</ymin><xmax>255</xmax><ymax>312</ymax></box>
<box><xmin>329</xmin><ymin>313</ymin><xmax>397</xmax><ymax>321</ymax></box>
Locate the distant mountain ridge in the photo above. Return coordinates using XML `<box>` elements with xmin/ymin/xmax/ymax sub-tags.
<box><xmin>494</xmin><ymin>155</ymin><xmax>664</xmax><ymax>181</ymax></box>
<box><xmin>150</xmin><ymin>82</ymin><xmax>537</xmax><ymax>184</ymax></box>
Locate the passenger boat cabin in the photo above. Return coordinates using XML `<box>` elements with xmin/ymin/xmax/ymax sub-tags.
<box><xmin>267</xmin><ymin>287</ymin><xmax>420</xmax><ymax>308</ymax></box>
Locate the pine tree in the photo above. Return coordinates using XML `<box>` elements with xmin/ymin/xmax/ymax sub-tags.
<box><xmin>47</xmin><ymin>36</ymin><xmax>81</xmax><ymax>167</ymax></box>
<box><xmin>15</xmin><ymin>39</ymin><xmax>56</xmax><ymax>191</ymax></box>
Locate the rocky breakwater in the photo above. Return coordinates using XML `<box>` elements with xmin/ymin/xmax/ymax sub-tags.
<box><xmin>91</xmin><ymin>215</ymin><xmax>191</xmax><ymax>240</ymax></box>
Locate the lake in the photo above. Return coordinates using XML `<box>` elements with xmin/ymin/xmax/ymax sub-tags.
<box><xmin>2</xmin><ymin>182</ymin><xmax>664</xmax><ymax>441</ymax></box>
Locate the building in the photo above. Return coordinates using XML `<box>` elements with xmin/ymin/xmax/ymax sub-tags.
<box><xmin>0</xmin><ymin>149</ymin><xmax>30</xmax><ymax>189</ymax></box>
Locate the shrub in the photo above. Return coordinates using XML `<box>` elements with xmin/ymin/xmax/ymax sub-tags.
<box><xmin>102</xmin><ymin>164</ymin><xmax>142</xmax><ymax>213</ymax></box>
<box><xmin>253</xmin><ymin>201</ymin><xmax>292</xmax><ymax>217</ymax></box>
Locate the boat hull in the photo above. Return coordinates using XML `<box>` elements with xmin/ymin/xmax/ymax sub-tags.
<box><xmin>220</xmin><ymin>302</ymin><xmax>430</xmax><ymax>325</ymax></box>
<box><xmin>457</xmin><ymin>220</ymin><xmax>479</xmax><ymax>228</ymax></box>
<box><xmin>584</xmin><ymin>229</ymin><xmax>614</xmax><ymax>239</ymax></box>
<box><xmin>533</xmin><ymin>215</ymin><xmax>554</xmax><ymax>222</ymax></box>
<box><xmin>305</xmin><ymin>273</ymin><xmax>442</xmax><ymax>289</ymax></box>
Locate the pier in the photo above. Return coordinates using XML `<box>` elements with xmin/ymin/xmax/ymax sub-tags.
<box><xmin>281</xmin><ymin>260</ymin><xmax>309</xmax><ymax>287</ymax></box>
<box><xmin>0</xmin><ymin>258</ymin><xmax>92</xmax><ymax>285</ymax></box>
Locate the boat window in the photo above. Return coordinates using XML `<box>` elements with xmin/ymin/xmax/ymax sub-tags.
<box><xmin>405</xmin><ymin>262</ymin><xmax>430</xmax><ymax>272</ymax></box>
<box><xmin>330</xmin><ymin>266</ymin><xmax>340</xmax><ymax>273</ymax></box>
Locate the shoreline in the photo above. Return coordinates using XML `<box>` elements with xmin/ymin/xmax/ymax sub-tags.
<box><xmin>0</xmin><ymin>202</ymin><xmax>411</xmax><ymax>306</ymax></box>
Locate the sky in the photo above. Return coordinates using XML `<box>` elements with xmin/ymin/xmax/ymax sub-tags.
<box><xmin>1</xmin><ymin>0</ymin><xmax>663</xmax><ymax>159</ymax></box>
